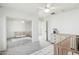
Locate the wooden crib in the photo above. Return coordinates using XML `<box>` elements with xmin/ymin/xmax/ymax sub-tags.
<box><xmin>54</xmin><ymin>34</ymin><xmax>79</xmax><ymax>55</ymax></box>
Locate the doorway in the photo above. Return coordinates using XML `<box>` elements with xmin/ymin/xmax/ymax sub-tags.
<box><xmin>6</xmin><ymin>17</ymin><xmax>32</xmax><ymax>49</ymax></box>
<box><xmin>38</xmin><ymin>17</ymin><xmax>49</xmax><ymax>47</ymax></box>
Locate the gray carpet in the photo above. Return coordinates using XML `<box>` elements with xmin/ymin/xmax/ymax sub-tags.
<box><xmin>7</xmin><ymin>38</ymin><xmax>32</xmax><ymax>49</ymax></box>
<box><xmin>2</xmin><ymin>40</ymin><xmax>45</xmax><ymax>55</ymax></box>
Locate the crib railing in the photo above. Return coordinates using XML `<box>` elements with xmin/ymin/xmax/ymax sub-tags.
<box><xmin>54</xmin><ymin>34</ymin><xmax>79</xmax><ymax>55</ymax></box>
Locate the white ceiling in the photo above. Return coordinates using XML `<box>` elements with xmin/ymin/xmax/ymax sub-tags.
<box><xmin>0</xmin><ymin>3</ymin><xmax>79</xmax><ymax>16</ymax></box>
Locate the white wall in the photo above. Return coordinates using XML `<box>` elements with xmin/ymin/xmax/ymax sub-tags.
<box><xmin>7</xmin><ymin>19</ymin><xmax>32</xmax><ymax>38</ymax></box>
<box><xmin>0</xmin><ymin>8</ymin><xmax>7</xmax><ymax>51</ymax></box>
<box><xmin>0</xmin><ymin>16</ymin><xmax>7</xmax><ymax>51</ymax></box>
<box><xmin>32</xmin><ymin>18</ymin><xmax>39</xmax><ymax>42</ymax></box>
<box><xmin>48</xmin><ymin>8</ymin><xmax>79</xmax><ymax>40</ymax></box>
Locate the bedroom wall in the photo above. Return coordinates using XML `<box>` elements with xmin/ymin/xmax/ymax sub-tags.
<box><xmin>0</xmin><ymin>17</ymin><xmax>7</xmax><ymax>51</ymax></box>
<box><xmin>0</xmin><ymin>8</ymin><xmax>7</xmax><ymax>51</ymax></box>
<box><xmin>7</xmin><ymin>19</ymin><xmax>32</xmax><ymax>38</ymax></box>
<box><xmin>48</xmin><ymin>8</ymin><xmax>79</xmax><ymax>41</ymax></box>
<box><xmin>32</xmin><ymin>18</ymin><xmax>39</xmax><ymax>42</ymax></box>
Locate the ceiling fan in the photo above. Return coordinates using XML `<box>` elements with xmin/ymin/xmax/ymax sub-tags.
<box><xmin>39</xmin><ymin>4</ymin><xmax>56</xmax><ymax>15</ymax></box>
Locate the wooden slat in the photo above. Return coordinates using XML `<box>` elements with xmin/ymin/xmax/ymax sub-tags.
<box><xmin>54</xmin><ymin>34</ymin><xmax>79</xmax><ymax>55</ymax></box>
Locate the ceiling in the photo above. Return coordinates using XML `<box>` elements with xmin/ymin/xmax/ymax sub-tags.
<box><xmin>0</xmin><ymin>3</ymin><xmax>79</xmax><ymax>17</ymax></box>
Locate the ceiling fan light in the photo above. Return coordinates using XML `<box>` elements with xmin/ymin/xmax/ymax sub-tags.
<box><xmin>21</xmin><ymin>20</ymin><xmax>25</xmax><ymax>23</ymax></box>
<box><xmin>44</xmin><ymin>9</ymin><xmax>50</xmax><ymax>13</ymax></box>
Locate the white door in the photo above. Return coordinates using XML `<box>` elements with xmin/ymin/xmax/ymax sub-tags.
<box><xmin>38</xmin><ymin>19</ymin><xmax>48</xmax><ymax>41</ymax></box>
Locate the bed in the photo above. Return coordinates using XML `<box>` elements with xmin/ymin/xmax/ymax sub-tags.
<box><xmin>14</xmin><ymin>31</ymin><xmax>32</xmax><ymax>38</ymax></box>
